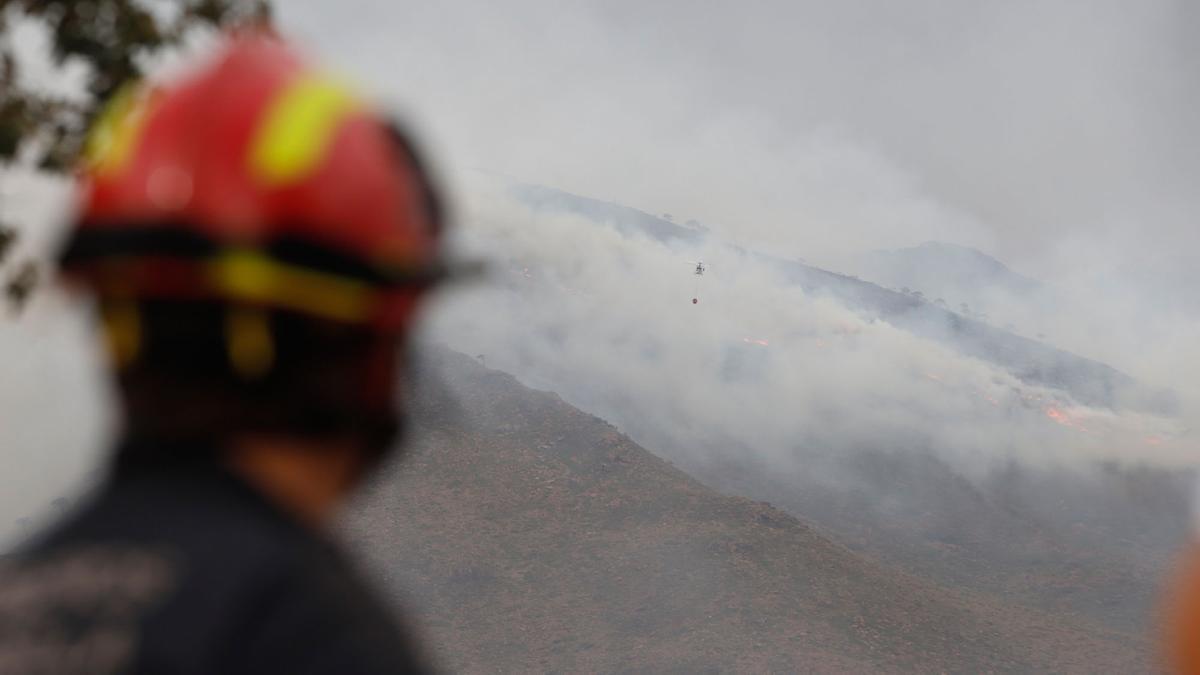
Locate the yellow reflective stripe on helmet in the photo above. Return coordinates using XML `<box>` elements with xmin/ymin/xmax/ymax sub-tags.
<box><xmin>248</xmin><ymin>75</ymin><xmax>361</xmax><ymax>186</ymax></box>
<box><xmin>85</xmin><ymin>84</ymin><xmax>151</xmax><ymax>176</ymax></box>
<box><xmin>209</xmin><ymin>250</ymin><xmax>375</xmax><ymax>323</ymax></box>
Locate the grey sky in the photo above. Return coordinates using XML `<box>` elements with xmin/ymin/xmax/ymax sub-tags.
<box><xmin>278</xmin><ymin>0</ymin><xmax>1198</xmax><ymax>279</ymax></box>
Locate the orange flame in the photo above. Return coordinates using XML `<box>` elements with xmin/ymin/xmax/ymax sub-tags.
<box><xmin>1044</xmin><ymin>406</ymin><xmax>1088</xmax><ymax>433</ymax></box>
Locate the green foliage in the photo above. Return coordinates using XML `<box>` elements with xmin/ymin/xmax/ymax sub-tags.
<box><xmin>0</xmin><ymin>225</ymin><xmax>13</xmax><ymax>263</ymax></box>
<box><xmin>0</xmin><ymin>0</ymin><xmax>271</xmax><ymax>171</ymax></box>
<box><xmin>4</xmin><ymin>259</ymin><xmax>35</xmax><ymax>309</ymax></box>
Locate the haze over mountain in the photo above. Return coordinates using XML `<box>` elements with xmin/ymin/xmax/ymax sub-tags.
<box><xmin>422</xmin><ymin>176</ymin><xmax>1195</xmax><ymax>654</ymax></box>
<box><xmin>277</xmin><ymin>0</ymin><xmax>1200</xmax><ymax>483</ymax></box>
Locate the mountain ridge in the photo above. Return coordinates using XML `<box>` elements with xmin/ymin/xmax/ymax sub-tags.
<box><xmin>510</xmin><ymin>182</ymin><xmax>1175</xmax><ymax>415</ymax></box>
<box><xmin>863</xmin><ymin>240</ymin><xmax>1043</xmax><ymax>298</ymax></box>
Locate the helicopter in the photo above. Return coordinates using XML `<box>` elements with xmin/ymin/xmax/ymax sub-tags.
<box><xmin>686</xmin><ymin>260</ymin><xmax>707</xmax><ymax>303</ymax></box>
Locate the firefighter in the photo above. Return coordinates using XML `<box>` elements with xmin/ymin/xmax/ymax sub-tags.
<box><xmin>0</xmin><ymin>34</ymin><xmax>446</xmax><ymax>673</ymax></box>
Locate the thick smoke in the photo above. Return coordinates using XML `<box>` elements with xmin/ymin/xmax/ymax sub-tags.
<box><xmin>426</xmin><ymin>177</ymin><xmax>1188</xmax><ymax>485</ymax></box>
<box><xmin>422</xmin><ymin>176</ymin><xmax>1198</xmax><ymax>613</ymax></box>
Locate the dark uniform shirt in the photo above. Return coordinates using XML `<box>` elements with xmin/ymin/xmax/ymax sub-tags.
<box><xmin>0</xmin><ymin>446</ymin><xmax>430</xmax><ymax>674</ymax></box>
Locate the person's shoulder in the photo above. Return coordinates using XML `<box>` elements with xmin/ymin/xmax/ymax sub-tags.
<box><xmin>0</xmin><ymin>507</ymin><xmax>190</xmax><ymax>674</ymax></box>
<box><xmin>4</xmin><ymin>471</ymin><xmax>432</xmax><ymax>673</ymax></box>
<box><xmin>230</xmin><ymin>535</ymin><xmax>433</xmax><ymax>673</ymax></box>
<box><xmin>0</xmin><ymin>472</ymin><xmax>299</xmax><ymax>663</ymax></box>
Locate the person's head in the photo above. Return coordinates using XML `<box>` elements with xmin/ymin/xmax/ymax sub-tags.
<box><xmin>59</xmin><ymin>36</ymin><xmax>446</xmax><ymax>484</ymax></box>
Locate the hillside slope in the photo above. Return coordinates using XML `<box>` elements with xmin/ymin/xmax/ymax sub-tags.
<box><xmin>344</xmin><ymin>348</ymin><xmax>1148</xmax><ymax>673</ymax></box>
<box><xmin>694</xmin><ymin>446</ymin><xmax>1189</xmax><ymax>638</ymax></box>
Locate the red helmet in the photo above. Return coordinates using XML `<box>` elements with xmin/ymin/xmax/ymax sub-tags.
<box><xmin>61</xmin><ymin>35</ymin><xmax>444</xmax><ymax>331</ymax></box>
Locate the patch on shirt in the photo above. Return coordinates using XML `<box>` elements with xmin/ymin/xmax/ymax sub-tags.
<box><xmin>0</xmin><ymin>545</ymin><xmax>177</xmax><ymax>675</ymax></box>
